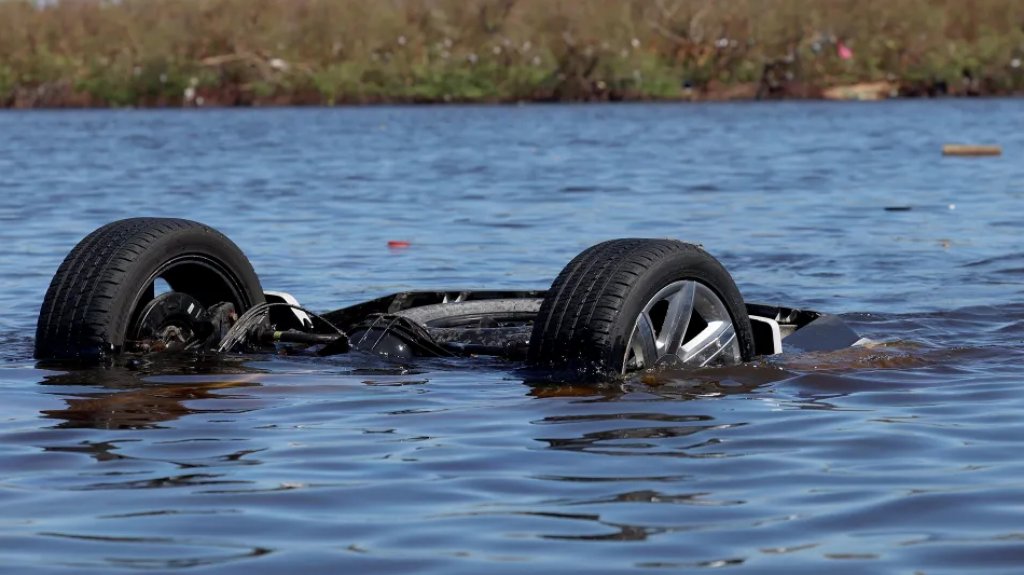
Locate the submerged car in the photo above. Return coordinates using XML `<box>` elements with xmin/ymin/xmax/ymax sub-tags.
<box><xmin>34</xmin><ymin>218</ymin><xmax>862</xmax><ymax>377</ymax></box>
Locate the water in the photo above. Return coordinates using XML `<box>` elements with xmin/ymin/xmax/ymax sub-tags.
<box><xmin>1</xmin><ymin>101</ymin><xmax>1023</xmax><ymax>573</ymax></box>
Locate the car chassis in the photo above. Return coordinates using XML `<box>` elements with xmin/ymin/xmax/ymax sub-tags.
<box><xmin>35</xmin><ymin>219</ymin><xmax>863</xmax><ymax>377</ymax></box>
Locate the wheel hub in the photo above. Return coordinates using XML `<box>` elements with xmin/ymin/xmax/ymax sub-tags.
<box><xmin>129</xmin><ymin>292</ymin><xmax>210</xmax><ymax>352</ymax></box>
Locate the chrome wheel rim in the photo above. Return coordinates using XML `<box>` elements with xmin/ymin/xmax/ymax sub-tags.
<box><xmin>623</xmin><ymin>280</ymin><xmax>741</xmax><ymax>373</ymax></box>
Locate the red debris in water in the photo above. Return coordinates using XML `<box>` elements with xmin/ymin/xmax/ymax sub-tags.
<box><xmin>387</xmin><ymin>240</ymin><xmax>411</xmax><ymax>248</ymax></box>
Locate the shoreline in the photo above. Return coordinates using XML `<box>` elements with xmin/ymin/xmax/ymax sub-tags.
<box><xmin>4</xmin><ymin>83</ymin><xmax>1021</xmax><ymax>110</ymax></box>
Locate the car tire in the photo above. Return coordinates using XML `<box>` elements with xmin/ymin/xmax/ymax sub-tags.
<box><xmin>527</xmin><ymin>239</ymin><xmax>755</xmax><ymax>376</ymax></box>
<box><xmin>35</xmin><ymin>218</ymin><xmax>264</xmax><ymax>360</ymax></box>
<box><xmin>394</xmin><ymin>299</ymin><xmax>543</xmax><ymax>328</ymax></box>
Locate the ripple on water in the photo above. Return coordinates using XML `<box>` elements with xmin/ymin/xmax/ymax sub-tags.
<box><xmin>3</xmin><ymin>101</ymin><xmax>1024</xmax><ymax>573</ymax></box>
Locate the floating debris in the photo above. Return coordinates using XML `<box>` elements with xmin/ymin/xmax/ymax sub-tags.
<box><xmin>942</xmin><ymin>144</ymin><xmax>1002</xmax><ymax>156</ymax></box>
<box><xmin>822</xmin><ymin>81</ymin><xmax>896</xmax><ymax>101</ymax></box>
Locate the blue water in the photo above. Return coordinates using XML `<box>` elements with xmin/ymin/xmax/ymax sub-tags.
<box><xmin>2</xmin><ymin>101</ymin><xmax>1024</xmax><ymax>573</ymax></box>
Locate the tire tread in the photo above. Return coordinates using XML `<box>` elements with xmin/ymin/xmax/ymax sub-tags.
<box><xmin>34</xmin><ymin>218</ymin><xmax>261</xmax><ymax>360</ymax></box>
<box><xmin>528</xmin><ymin>239</ymin><xmax>754</xmax><ymax>375</ymax></box>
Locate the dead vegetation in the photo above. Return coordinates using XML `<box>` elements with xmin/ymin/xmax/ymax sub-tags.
<box><xmin>1</xmin><ymin>0</ymin><xmax>1022</xmax><ymax>107</ymax></box>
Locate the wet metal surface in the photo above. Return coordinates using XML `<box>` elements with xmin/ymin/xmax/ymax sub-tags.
<box><xmin>2</xmin><ymin>101</ymin><xmax>1024</xmax><ymax>573</ymax></box>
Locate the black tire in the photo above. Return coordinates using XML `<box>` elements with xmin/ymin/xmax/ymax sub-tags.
<box><xmin>527</xmin><ymin>239</ymin><xmax>754</xmax><ymax>376</ymax></box>
<box><xmin>394</xmin><ymin>299</ymin><xmax>542</xmax><ymax>358</ymax></box>
<box><xmin>395</xmin><ymin>299</ymin><xmax>543</xmax><ymax>328</ymax></box>
<box><xmin>35</xmin><ymin>218</ymin><xmax>264</xmax><ymax>360</ymax></box>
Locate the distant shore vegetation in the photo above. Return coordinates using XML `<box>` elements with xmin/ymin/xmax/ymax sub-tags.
<box><xmin>2</xmin><ymin>0</ymin><xmax>1023</xmax><ymax>107</ymax></box>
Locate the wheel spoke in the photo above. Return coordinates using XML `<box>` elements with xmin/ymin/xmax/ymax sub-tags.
<box><xmin>680</xmin><ymin>321</ymin><xmax>737</xmax><ymax>366</ymax></box>
<box><xmin>659</xmin><ymin>281</ymin><xmax>695</xmax><ymax>352</ymax></box>
<box><xmin>625</xmin><ymin>278</ymin><xmax>744</xmax><ymax>373</ymax></box>
<box><xmin>628</xmin><ymin>312</ymin><xmax>659</xmax><ymax>369</ymax></box>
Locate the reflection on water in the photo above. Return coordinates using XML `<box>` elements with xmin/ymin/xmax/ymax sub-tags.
<box><xmin>2</xmin><ymin>101</ymin><xmax>1024</xmax><ymax>573</ymax></box>
<box><xmin>38</xmin><ymin>358</ymin><xmax>267</xmax><ymax>429</ymax></box>
<box><xmin>42</xmin><ymin>380</ymin><xmax>261</xmax><ymax>430</ymax></box>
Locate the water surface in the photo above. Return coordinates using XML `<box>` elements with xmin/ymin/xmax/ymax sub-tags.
<box><xmin>2</xmin><ymin>101</ymin><xmax>1024</xmax><ymax>573</ymax></box>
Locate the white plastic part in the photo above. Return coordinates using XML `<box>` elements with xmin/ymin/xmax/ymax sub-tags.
<box><xmin>748</xmin><ymin>315</ymin><xmax>783</xmax><ymax>355</ymax></box>
<box><xmin>264</xmin><ymin>291</ymin><xmax>314</xmax><ymax>329</ymax></box>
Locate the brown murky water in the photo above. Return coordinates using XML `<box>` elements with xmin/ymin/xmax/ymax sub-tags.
<box><xmin>2</xmin><ymin>101</ymin><xmax>1024</xmax><ymax>573</ymax></box>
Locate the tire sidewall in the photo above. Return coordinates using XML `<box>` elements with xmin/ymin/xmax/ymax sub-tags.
<box><xmin>109</xmin><ymin>229</ymin><xmax>263</xmax><ymax>350</ymax></box>
<box><xmin>396</xmin><ymin>299</ymin><xmax>543</xmax><ymax>327</ymax></box>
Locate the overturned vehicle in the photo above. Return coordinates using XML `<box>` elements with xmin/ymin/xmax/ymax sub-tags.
<box><xmin>34</xmin><ymin>218</ymin><xmax>861</xmax><ymax>377</ymax></box>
